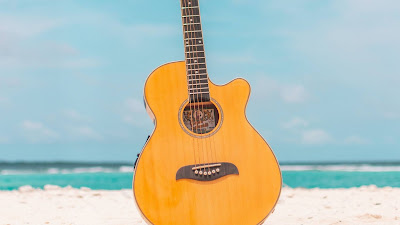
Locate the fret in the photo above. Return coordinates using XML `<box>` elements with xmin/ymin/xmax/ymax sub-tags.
<box><xmin>186</xmin><ymin>65</ymin><xmax>206</xmax><ymax>70</ymax></box>
<box><xmin>184</xmin><ymin>38</ymin><xmax>203</xmax><ymax>45</ymax></box>
<box><xmin>186</xmin><ymin>62</ymin><xmax>206</xmax><ymax>66</ymax></box>
<box><xmin>190</xmin><ymin>94</ymin><xmax>210</xmax><ymax>103</ymax></box>
<box><xmin>184</xmin><ymin>32</ymin><xmax>202</xmax><ymax>39</ymax></box>
<box><xmin>185</xmin><ymin>46</ymin><xmax>204</xmax><ymax>52</ymax></box>
<box><xmin>188</xmin><ymin>76</ymin><xmax>208</xmax><ymax>80</ymax></box>
<box><xmin>182</xmin><ymin>6</ymin><xmax>199</xmax><ymax>9</ymax></box>
<box><xmin>190</xmin><ymin>91</ymin><xmax>209</xmax><ymax>95</ymax></box>
<box><xmin>185</xmin><ymin>44</ymin><xmax>203</xmax><ymax>48</ymax></box>
<box><xmin>188</xmin><ymin>83</ymin><xmax>209</xmax><ymax>88</ymax></box>
<box><xmin>188</xmin><ymin>79</ymin><xmax>208</xmax><ymax>85</ymax></box>
<box><xmin>189</xmin><ymin>88</ymin><xmax>210</xmax><ymax>94</ymax></box>
<box><xmin>186</xmin><ymin>62</ymin><xmax>206</xmax><ymax>67</ymax></box>
<box><xmin>187</xmin><ymin>67</ymin><xmax>206</xmax><ymax>71</ymax></box>
<box><xmin>190</xmin><ymin>92</ymin><xmax>209</xmax><ymax>96</ymax></box>
<box><xmin>183</xmin><ymin>22</ymin><xmax>201</xmax><ymax>26</ymax></box>
<box><xmin>188</xmin><ymin>87</ymin><xmax>209</xmax><ymax>91</ymax></box>
<box><xmin>181</xmin><ymin>0</ymin><xmax>199</xmax><ymax>8</ymax></box>
<box><xmin>186</xmin><ymin>57</ymin><xmax>205</xmax><ymax>64</ymax></box>
<box><xmin>184</xmin><ymin>37</ymin><xmax>203</xmax><ymax>41</ymax></box>
<box><xmin>182</xmin><ymin>14</ymin><xmax>200</xmax><ymax>18</ymax></box>
<box><xmin>181</xmin><ymin>0</ymin><xmax>210</xmax><ymax>102</ymax></box>
<box><xmin>186</xmin><ymin>52</ymin><xmax>205</xmax><ymax>58</ymax></box>
<box><xmin>186</xmin><ymin>50</ymin><xmax>204</xmax><ymax>54</ymax></box>
<box><xmin>183</xmin><ymin>16</ymin><xmax>201</xmax><ymax>24</ymax></box>
<box><xmin>184</xmin><ymin>30</ymin><xmax>202</xmax><ymax>34</ymax></box>
<box><xmin>187</xmin><ymin>69</ymin><xmax>207</xmax><ymax>75</ymax></box>
<box><xmin>182</xmin><ymin>8</ymin><xmax>200</xmax><ymax>17</ymax></box>
<box><xmin>183</xmin><ymin>24</ymin><xmax>202</xmax><ymax>32</ymax></box>
<box><xmin>188</xmin><ymin>78</ymin><xmax>208</xmax><ymax>81</ymax></box>
<box><xmin>187</xmin><ymin>74</ymin><xmax>208</xmax><ymax>79</ymax></box>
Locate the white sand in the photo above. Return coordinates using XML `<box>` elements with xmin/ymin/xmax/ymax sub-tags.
<box><xmin>0</xmin><ymin>185</ymin><xmax>399</xmax><ymax>225</ymax></box>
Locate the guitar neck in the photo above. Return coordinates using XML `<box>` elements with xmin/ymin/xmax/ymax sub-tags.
<box><xmin>180</xmin><ymin>0</ymin><xmax>210</xmax><ymax>103</ymax></box>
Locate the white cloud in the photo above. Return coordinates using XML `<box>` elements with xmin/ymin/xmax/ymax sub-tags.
<box><xmin>280</xmin><ymin>0</ymin><xmax>400</xmax><ymax>74</ymax></box>
<box><xmin>211</xmin><ymin>53</ymin><xmax>258</xmax><ymax>64</ymax></box>
<box><xmin>252</xmin><ymin>76</ymin><xmax>309</xmax><ymax>104</ymax></box>
<box><xmin>128</xmin><ymin>24</ymin><xmax>179</xmax><ymax>37</ymax></box>
<box><xmin>125</xmin><ymin>98</ymin><xmax>145</xmax><ymax>113</ymax></box>
<box><xmin>79</xmin><ymin>13</ymin><xmax>179</xmax><ymax>45</ymax></box>
<box><xmin>0</xmin><ymin>15</ymin><xmax>98</xmax><ymax>69</ymax></box>
<box><xmin>0</xmin><ymin>77</ymin><xmax>21</xmax><ymax>88</ymax></box>
<box><xmin>0</xmin><ymin>15</ymin><xmax>60</xmax><ymax>39</ymax></box>
<box><xmin>0</xmin><ymin>136</ymin><xmax>9</xmax><ymax>144</ymax></box>
<box><xmin>123</xmin><ymin>115</ymin><xmax>142</xmax><ymax>127</ymax></box>
<box><xmin>21</xmin><ymin>120</ymin><xmax>58</xmax><ymax>142</ymax></box>
<box><xmin>282</xmin><ymin>117</ymin><xmax>309</xmax><ymax>129</ymax></box>
<box><xmin>63</xmin><ymin>109</ymin><xmax>92</xmax><ymax>122</ymax></box>
<box><xmin>383</xmin><ymin>112</ymin><xmax>400</xmax><ymax>120</ymax></box>
<box><xmin>73</xmin><ymin>126</ymin><xmax>102</xmax><ymax>140</ymax></box>
<box><xmin>301</xmin><ymin>129</ymin><xmax>333</xmax><ymax>145</ymax></box>
<box><xmin>280</xmin><ymin>85</ymin><xmax>308</xmax><ymax>103</ymax></box>
<box><xmin>0</xmin><ymin>96</ymin><xmax>8</xmax><ymax>103</ymax></box>
<box><xmin>344</xmin><ymin>135</ymin><xmax>369</xmax><ymax>145</ymax></box>
<box><xmin>122</xmin><ymin>98</ymin><xmax>150</xmax><ymax>127</ymax></box>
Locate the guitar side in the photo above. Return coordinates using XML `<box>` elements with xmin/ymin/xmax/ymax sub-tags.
<box><xmin>133</xmin><ymin>61</ymin><xmax>282</xmax><ymax>225</ymax></box>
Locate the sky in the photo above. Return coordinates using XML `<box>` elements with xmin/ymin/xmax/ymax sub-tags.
<box><xmin>0</xmin><ymin>0</ymin><xmax>399</xmax><ymax>162</ymax></box>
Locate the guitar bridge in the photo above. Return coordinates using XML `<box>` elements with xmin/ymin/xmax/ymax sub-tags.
<box><xmin>176</xmin><ymin>162</ymin><xmax>239</xmax><ymax>181</ymax></box>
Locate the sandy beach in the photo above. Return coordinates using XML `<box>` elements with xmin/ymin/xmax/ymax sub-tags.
<box><xmin>0</xmin><ymin>185</ymin><xmax>399</xmax><ymax>225</ymax></box>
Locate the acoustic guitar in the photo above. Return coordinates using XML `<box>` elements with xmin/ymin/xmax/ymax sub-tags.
<box><xmin>133</xmin><ymin>0</ymin><xmax>282</xmax><ymax>224</ymax></box>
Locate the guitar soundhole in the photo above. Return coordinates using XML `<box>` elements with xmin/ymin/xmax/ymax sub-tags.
<box><xmin>182</xmin><ymin>101</ymin><xmax>220</xmax><ymax>135</ymax></box>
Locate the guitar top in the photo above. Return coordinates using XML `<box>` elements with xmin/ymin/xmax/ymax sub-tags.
<box><xmin>133</xmin><ymin>1</ymin><xmax>282</xmax><ymax>224</ymax></box>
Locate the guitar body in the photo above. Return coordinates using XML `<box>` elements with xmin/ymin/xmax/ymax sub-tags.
<box><xmin>133</xmin><ymin>61</ymin><xmax>282</xmax><ymax>225</ymax></box>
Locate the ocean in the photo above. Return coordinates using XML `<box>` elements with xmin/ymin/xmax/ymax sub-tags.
<box><xmin>1</xmin><ymin>161</ymin><xmax>400</xmax><ymax>190</ymax></box>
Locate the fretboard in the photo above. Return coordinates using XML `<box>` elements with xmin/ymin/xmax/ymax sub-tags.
<box><xmin>181</xmin><ymin>0</ymin><xmax>210</xmax><ymax>103</ymax></box>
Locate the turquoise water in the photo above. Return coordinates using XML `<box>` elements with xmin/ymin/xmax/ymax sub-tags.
<box><xmin>1</xmin><ymin>171</ymin><xmax>400</xmax><ymax>191</ymax></box>
<box><xmin>283</xmin><ymin>171</ymin><xmax>400</xmax><ymax>188</ymax></box>
<box><xmin>1</xmin><ymin>162</ymin><xmax>400</xmax><ymax>190</ymax></box>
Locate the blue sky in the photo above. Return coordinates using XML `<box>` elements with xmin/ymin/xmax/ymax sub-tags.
<box><xmin>0</xmin><ymin>0</ymin><xmax>399</xmax><ymax>162</ymax></box>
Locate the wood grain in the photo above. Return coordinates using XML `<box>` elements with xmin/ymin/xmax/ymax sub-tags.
<box><xmin>133</xmin><ymin>61</ymin><xmax>282</xmax><ymax>225</ymax></box>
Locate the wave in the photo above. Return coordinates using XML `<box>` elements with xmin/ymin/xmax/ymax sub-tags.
<box><xmin>0</xmin><ymin>166</ymin><xmax>135</xmax><ymax>175</ymax></box>
<box><xmin>281</xmin><ymin>165</ymin><xmax>400</xmax><ymax>172</ymax></box>
<box><xmin>1</xmin><ymin>161</ymin><xmax>400</xmax><ymax>175</ymax></box>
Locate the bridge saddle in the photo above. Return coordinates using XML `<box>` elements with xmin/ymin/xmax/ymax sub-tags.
<box><xmin>176</xmin><ymin>162</ymin><xmax>238</xmax><ymax>181</ymax></box>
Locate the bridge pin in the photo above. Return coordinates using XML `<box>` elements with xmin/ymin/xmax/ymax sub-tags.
<box><xmin>216</xmin><ymin>168</ymin><xmax>220</xmax><ymax>173</ymax></box>
<box><xmin>208</xmin><ymin>171</ymin><xmax>211</xmax><ymax>175</ymax></box>
<box><xmin>212</xmin><ymin>170</ymin><xmax>216</xmax><ymax>174</ymax></box>
<box><xmin>194</xmin><ymin>170</ymin><xmax>198</xmax><ymax>175</ymax></box>
<box><xmin>199</xmin><ymin>171</ymin><xmax>203</xmax><ymax>175</ymax></box>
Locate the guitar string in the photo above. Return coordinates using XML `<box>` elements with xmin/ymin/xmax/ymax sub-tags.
<box><xmin>179</xmin><ymin>0</ymin><xmax>197</xmax><ymax>214</ymax></box>
<box><xmin>187</xmin><ymin>0</ymin><xmax>207</xmax><ymax>175</ymax></box>
<box><xmin>186</xmin><ymin>1</ymin><xmax>211</xmax><ymax>213</ymax></box>
<box><xmin>179</xmin><ymin>1</ymin><xmax>190</xmax><ymax>214</ymax></box>
<box><xmin>192</xmin><ymin>4</ymin><xmax>213</xmax><ymax>212</ymax></box>
<box><xmin>190</xmin><ymin>0</ymin><xmax>210</xmax><ymax>175</ymax></box>
<box><xmin>194</xmin><ymin>0</ymin><xmax>220</xmax><ymax>187</ymax></box>
<box><xmin>197</xmin><ymin>2</ymin><xmax>219</xmax><ymax>211</ymax></box>
<box><xmin>186</xmin><ymin>0</ymin><xmax>204</xmax><ymax>172</ymax></box>
<box><xmin>196</xmin><ymin>0</ymin><xmax>214</xmax><ymax>175</ymax></box>
<box><xmin>181</xmin><ymin>0</ymin><xmax>198</xmax><ymax>169</ymax></box>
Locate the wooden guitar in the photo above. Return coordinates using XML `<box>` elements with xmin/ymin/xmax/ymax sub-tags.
<box><xmin>133</xmin><ymin>0</ymin><xmax>282</xmax><ymax>224</ymax></box>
